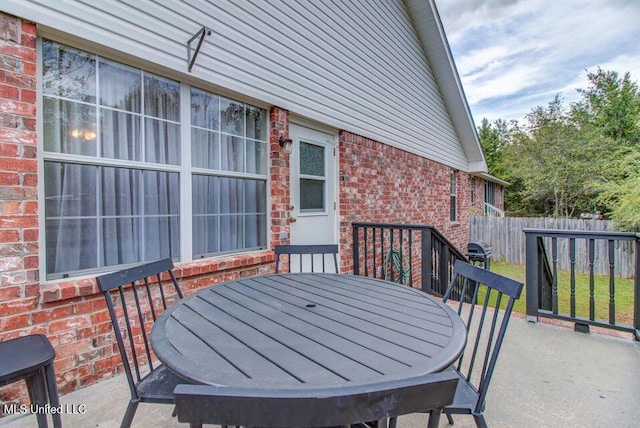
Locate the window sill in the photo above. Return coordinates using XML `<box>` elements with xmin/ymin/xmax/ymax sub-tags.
<box><xmin>40</xmin><ymin>250</ymin><xmax>276</xmax><ymax>304</ymax></box>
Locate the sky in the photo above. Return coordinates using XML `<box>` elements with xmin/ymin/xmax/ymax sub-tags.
<box><xmin>435</xmin><ymin>0</ymin><xmax>640</xmax><ymax>125</ymax></box>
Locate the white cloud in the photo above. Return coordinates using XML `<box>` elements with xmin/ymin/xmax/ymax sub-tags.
<box><xmin>436</xmin><ymin>0</ymin><xmax>640</xmax><ymax>124</ymax></box>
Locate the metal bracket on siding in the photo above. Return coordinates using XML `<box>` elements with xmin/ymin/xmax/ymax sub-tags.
<box><xmin>187</xmin><ymin>26</ymin><xmax>212</xmax><ymax>72</ymax></box>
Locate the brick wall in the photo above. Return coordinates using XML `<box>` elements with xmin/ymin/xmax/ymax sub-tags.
<box><xmin>338</xmin><ymin>131</ymin><xmax>479</xmax><ymax>272</ymax></box>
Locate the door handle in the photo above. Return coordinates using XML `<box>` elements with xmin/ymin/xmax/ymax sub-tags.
<box><xmin>290</xmin><ymin>217</ymin><xmax>297</xmax><ymax>223</ymax></box>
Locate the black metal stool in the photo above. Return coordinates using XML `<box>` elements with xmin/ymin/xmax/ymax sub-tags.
<box><xmin>0</xmin><ymin>334</ymin><xmax>62</xmax><ymax>428</ymax></box>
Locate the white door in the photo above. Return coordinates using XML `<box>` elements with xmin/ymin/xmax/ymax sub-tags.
<box><xmin>289</xmin><ymin>124</ymin><xmax>338</xmax><ymax>268</ymax></box>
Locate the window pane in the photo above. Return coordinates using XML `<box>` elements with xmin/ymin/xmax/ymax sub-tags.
<box><xmin>245</xmin><ymin>105</ymin><xmax>266</xmax><ymax>140</ymax></box>
<box><xmin>99</xmin><ymin>60</ymin><xmax>141</xmax><ymax>112</ymax></box>
<box><xmin>244</xmin><ymin>179</ymin><xmax>266</xmax><ymax>214</ymax></box>
<box><xmin>100</xmin><ymin>167</ymin><xmax>140</xmax><ymax>216</ymax></box>
<box><xmin>219</xmin><ymin>215</ymin><xmax>242</xmax><ymax>251</ymax></box>
<box><xmin>101</xmin><ymin>217</ymin><xmax>141</xmax><ymax>266</ymax></box>
<box><xmin>246</xmin><ymin>140</ymin><xmax>266</xmax><ymax>175</ymax></box>
<box><xmin>220</xmin><ymin>97</ymin><xmax>244</xmax><ymax>136</ymax></box>
<box><xmin>244</xmin><ymin>214</ymin><xmax>266</xmax><ymax>248</ymax></box>
<box><xmin>221</xmin><ymin>135</ymin><xmax>244</xmax><ymax>172</ymax></box>
<box><xmin>100</xmin><ymin>109</ymin><xmax>141</xmax><ymax>160</ymax></box>
<box><xmin>42</xmin><ymin>40</ymin><xmax>96</xmax><ymax>102</ymax></box>
<box><xmin>143</xmin><ymin>171</ymin><xmax>179</xmax><ymax>215</ymax></box>
<box><xmin>191</xmin><ymin>88</ymin><xmax>219</xmax><ymax>129</ymax></box>
<box><xmin>300</xmin><ymin>142</ymin><xmax>325</xmax><ymax>176</ymax></box>
<box><xmin>193</xmin><ymin>215</ymin><xmax>219</xmax><ymax>256</ymax></box>
<box><xmin>192</xmin><ymin>175</ymin><xmax>220</xmax><ymax>215</ymax></box>
<box><xmin>46</xmin><ymin>219</ymin><xmax>97</xmax><ymax>276</ymax></box>
<box><xmin>191</xmin><ymin>129</ymin><xmax>220</xmax><ymax>169</ymax></box>
<box><xmin>300</xmin><ymin>179</ymin><xmax>324</xmax><ymax>211</ymax></box>
<box><xmin>145</xmin><ymin>118</ymin><xmax>180</xmax><ymax>164</ymax></box>
<box><xmin>44</xmin><ymin>162</ymin><xmax>96</xmax><ymax>218</ymax></box>
<box><xmin>143</xmin><ymin>216</ymin><xmax>180</xmax><ymax>260</ymax></box>
<box><xmin>220</xmin><ymin>178</ymin><xmax>242</xmax><ymax>214</ymax></box>
<box><xmin>43</xmin><ymin>98</ymin><xmax>97</xmax><ymax>156</ymax></box>
<box><xmin>144</xmin><ymin>75</ymin><xmax>180</xmax><ymax>121</ymax></box>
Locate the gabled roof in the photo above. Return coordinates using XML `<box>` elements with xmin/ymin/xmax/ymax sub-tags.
<box><xmin>405</xmin><ymin>0</ymin><xmax>487</xmax><ymax>173</ymax></box>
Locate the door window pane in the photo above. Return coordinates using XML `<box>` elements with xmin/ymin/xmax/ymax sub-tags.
<box><xmin>300</xmin><ymin>179</ymin><xmax>325</xmax><ymax>211</ymax></box>
<box><xmin>300</xmin><ymin>142</ymin><xmax>325</xmax><ymax>176</ymax></box>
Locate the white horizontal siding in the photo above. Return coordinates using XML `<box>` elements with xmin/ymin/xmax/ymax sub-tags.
<box><xmin>3</xmin><ymin>0</ymin><xmax>471</xmax><ymax>170</ymax></box>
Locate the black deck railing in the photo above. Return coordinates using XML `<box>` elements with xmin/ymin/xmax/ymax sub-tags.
<box><xmin>524</xmin><ymin>229</ymin><xmax>640</xmax><ymax>340</ymax></box>
<box><xmin>352</xmin><ymin>222</ymin><xmax>467</xmax><ymax>295</ymax></box>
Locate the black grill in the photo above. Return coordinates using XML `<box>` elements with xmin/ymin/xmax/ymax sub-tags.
<box><xmin>467</xmin><ymin>240</ymin><xmax>492</xmax><ymax>269</ymax></box>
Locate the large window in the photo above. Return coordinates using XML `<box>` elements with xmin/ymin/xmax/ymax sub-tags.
<box><xmin>42</xmin><ymin>40</ymin><xmax>268</xmax><ymax>279</ymax></box>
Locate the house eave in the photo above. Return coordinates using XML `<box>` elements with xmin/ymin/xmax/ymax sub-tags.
<box><xmin>405</xmin><ymin>0</ymin><xmax>487</xmax><ymax>171</ymax></box>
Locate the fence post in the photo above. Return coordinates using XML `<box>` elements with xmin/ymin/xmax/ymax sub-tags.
<box><xmin>525</xmin><ymin>231</ymin><xmax>539</xmax><ymax>323</ymax></box>
<box><xmin>421</xmin><ymin>228</ymin><xmax>433</xmax><ymax>293</ymax></box>
<box><xmin>634</xmin><ymin>236</ymin><xmax>640</xmax><ymax>341</ymax></box>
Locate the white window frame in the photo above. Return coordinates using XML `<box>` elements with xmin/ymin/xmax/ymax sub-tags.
<box><xmin>38</xmin><ymin>39</ymin><xmax>269</xmax><ymax>281</ymax></box>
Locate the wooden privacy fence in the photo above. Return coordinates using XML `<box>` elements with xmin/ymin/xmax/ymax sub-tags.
<box><xmin>470</xmin><ymin>216</ymin><xmax>637</xmax><ymax>278</ymax></box>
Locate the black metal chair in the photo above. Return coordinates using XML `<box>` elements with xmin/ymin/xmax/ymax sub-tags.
<box><xmin>0</xmin><ymin>334</ymin><xmax>61</xmax><ymax>428</ymax></box>
<box><xmin>174</xmin><ymin>371</ymin><xmax>459</xmax><ymax>428</ymax></box>
<box><xmin>95</xmin><ymin>258</ymin><xmax>190</xmax><ymax>428</ymax></box>
<box><xmin>419</xmin><ymin>260</ymin><xmax>524</xmax><ymax>428</ymax></box>
<box><xmin>274</xmin><ymin>244</ymin><xmax>339</xmax><ymax>273</ymax></box>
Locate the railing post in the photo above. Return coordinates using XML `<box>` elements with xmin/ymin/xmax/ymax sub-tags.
<box><xmin>352</xmin><ymin>224</ymin><xmax>360</xmax><ymax>276</ymax></box>
<box><xmin>525</xmin><ymin>231</ymin><xmax>539</xmax><ymax>323</ymax></box>
<box><xmin>634</xmin><ymin>236</ymin><xmax>640</xmax><ymax>341</ymax></box>
<box><xmin>421</xmin><ymin>228</ymin><xmax>433</xmax><ymax>293</ymax></box>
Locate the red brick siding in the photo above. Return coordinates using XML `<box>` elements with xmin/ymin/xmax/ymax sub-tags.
<box><xmin>338</xmin><ymin>131</ymin><xmax>473</xmax><ymax>273</ymax></box>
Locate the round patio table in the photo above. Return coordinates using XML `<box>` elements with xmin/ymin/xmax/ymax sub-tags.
<box><xmin>151</xmin><ymin>273</ymin><xmax>466</xmax><ymax>390</ymax></box>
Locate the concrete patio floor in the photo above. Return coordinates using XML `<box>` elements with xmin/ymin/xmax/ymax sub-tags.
<box><xmin>2</xmin><ymin>316</ymin><xmax>639</xmax><ymax>428</ymax></box>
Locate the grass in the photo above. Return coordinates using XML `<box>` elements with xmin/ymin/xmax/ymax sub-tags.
<box><xmin>488</xmin><ymin>261</ymin><xmax>636</xmax><ymax>324</ymax></box>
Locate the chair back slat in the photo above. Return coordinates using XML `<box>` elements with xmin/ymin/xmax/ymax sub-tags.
<box><xmin>96</xmin><ymin>258</ymin><xmax>183</xmax><ymax>399</ymax></box>
<box><xmin>274</xmin><ymin>244</ymin><xmax>339</xmax><ymax>273</ymax></box>
<box><xmin>443</xmin><ymin>260</ymin><xmax>523</xmax><ymax>414</ymax></box>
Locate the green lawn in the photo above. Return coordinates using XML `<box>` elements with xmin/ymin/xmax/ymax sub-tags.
<box><xmin>489</xmin><ymin>261</ymin><xmax>635</xmax><ymax>324</ymax></box>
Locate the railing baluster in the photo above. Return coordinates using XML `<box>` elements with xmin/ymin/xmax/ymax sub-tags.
<box><xmin>372</xmin><ymin>227</ymin><xmax>377</xmax><ymax>278</ymax></box>
<box><xmin>363</xmin><ymin>226</ymin><xmax>368</xmax><ymax>277</ymax></box>
<box><xmin>408</xmin><ymin>230</ymin><xmax>413</xmax><ymax>287</ymax></box>
<box><xmin>569</xmin><ymin>238</ymin><xmax>576</xmax><ymax>318</ymax></box>
<box><xmin>552</xmin><ymin>237</ymin><xmax>558</xmax><ymax>314</ymax></box>
<box><xmin>399</xmin><ymin>228</ymin><xmax>404</xmax><ymax>284</ymax></box>
<box><xmin>609</xmin><ymin>239</ymin><xmax>615</xmax><ymax>325</ymax></box>
<box><xmin>353</xmin><ymin>225</ymin><xmax>360</xmax><ymax>275</ymax></box>
<box><xmin>589</xmin><ymin>238</ymin><xmax>595</xmax><ymax>321</ymax></box>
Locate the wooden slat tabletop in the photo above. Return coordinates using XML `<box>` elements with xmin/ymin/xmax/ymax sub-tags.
<box><xmin>151</xmin><ymin>273</ymin><xmax>466</xmax><ymax>390</ymax></box>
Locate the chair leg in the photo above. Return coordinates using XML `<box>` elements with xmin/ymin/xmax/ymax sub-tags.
<box><xmin>120</xmin><ymin>399</ymin><xmax>139</xmax><ymax>428</ymax></box>
<box><xmin>389</xmin><ymin>416</ymin><xmax>398</xmax><ymax>428</ymax></box>
<box><xmin>44</xmin><ymin>363</ymin><xmax>62</xmax><ymax>428</ymax></box>
<box><xmin>26</xmin><ymin>371</ymin><xmax>49</xmax><ymax>428</ymax></box>
<box><xmin>473</xmin><ymin>414</ymin><xmax>488</xmax><ymax>428</ymax></box>
<box><xmin>445</xmin><ymin>410</ymin><xmax>455</xmax><ymax>425</ymax></box>
<box><xmin>427</xmin><ymin>409</ymin><xmax>442</xmax><ymax>428</ymax></box>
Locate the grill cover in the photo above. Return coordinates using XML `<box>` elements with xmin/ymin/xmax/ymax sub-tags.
<box><xmin>467</xmin><ymin>241</ymin><xmax>492</xmax><ymax>258</ymax></box>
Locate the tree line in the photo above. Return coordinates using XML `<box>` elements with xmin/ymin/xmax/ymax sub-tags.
<box><xmin>479</xmin><ymin>68</ymin><xmax>640</xmax><ymax>231</ymax></box>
